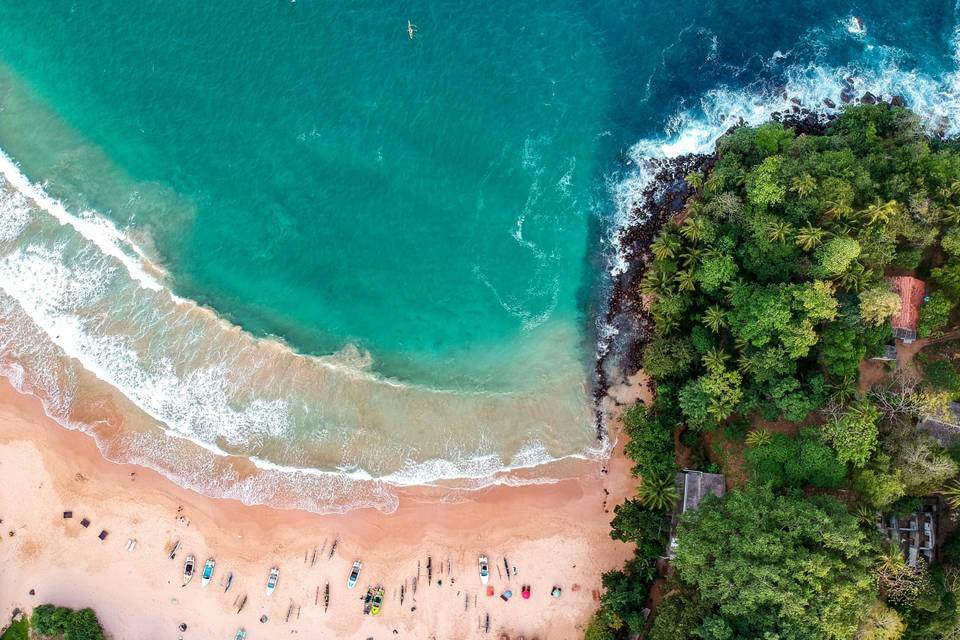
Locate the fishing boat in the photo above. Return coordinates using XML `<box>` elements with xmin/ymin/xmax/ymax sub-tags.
<box><xmin>201</xmin><ymin>558</ymin><xmax>216</xmax><ymax>587</ymax></box>
<box><xmin>362</xmin><ymin>587</ymin><xmax>375</xmax><ymax>615</ymax></box>
<box><xmin>371</xmin><ymin>586</ymin><xmax>385</xmax><ymax>616</ymax></box>
<box><xmin>168</xmin><ymin>540</ymin><xmax>181</xmax><ymax>560</ymax></box>
<box><xmin>234</xmin><ymin>629</ymin><xmax>246</xmax><ymax>640</ymax></box>
<box><xmin>266</xmin><ymin>567</ymin><xmax>280</xmax><ymax>596</ymax></box>
<box><xmin>478</xmin><ymin>555</ymin><xmax>489</xmax><ymax>585</ymax></box>
<box><xmin>407</xmin><ymin>20</ymin><xmax>417</xmax><ymax>40</ymax></box>
<box><xmin>347</xmin><ymin>560</ymin><xmax>362</xmax><ymax>589</ymax></box>
<box><xmin>182</xmin><ymin>555</ymin><xmax>195</xmax><ymax>586</ymax></box>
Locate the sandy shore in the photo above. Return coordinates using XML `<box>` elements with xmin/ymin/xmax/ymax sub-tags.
<box><xmin>0</xmin><ymin>377</ymin><xmax>642</xmax><ymax>639</ymax></box>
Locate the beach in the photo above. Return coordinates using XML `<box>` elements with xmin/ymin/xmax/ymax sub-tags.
<box><xmin>0</xmin><ymin>377</ymin><xmax>641</xmax><ymax>639</ymax></box>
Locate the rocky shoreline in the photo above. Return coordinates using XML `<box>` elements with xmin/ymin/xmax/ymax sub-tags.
<box><xmin>592</xmin><ymin>91</ymin><xmax>912</xmax><ymax>441</ymax></box>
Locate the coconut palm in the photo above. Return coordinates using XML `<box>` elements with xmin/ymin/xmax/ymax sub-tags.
<box><xmin>790</xmin><ymin>174</ymin><xmax>817</xmax><ymax>198</ymax></box>
<box><xmin>702</xmin><ymin>347</ymin><xmax>729</xmax><ymax>372</ymax></box>
<box><xmin>832</xmin><ymin>261</ymin><xmax>867</xmax><ymax>292</ymax></box>
<box><xmin>650</xmin><ymin>234</ymin><xmax>681</xmax><ymax>261</ymax></box>
<box><xmin>745</xmin><ymin>428</ymin><xmax>773</xmax><ymax>448</ymax></box>
<box><xmin>637</xmin><ymin>474</ymin><xmax>679</xmax><ymax>511</ymax></box>
<box><xmin>674</xmin><ymin>270</ymin><xmax>696</xmax><ymax>292</ymax></box>
<box><xmin>680</xmin><ymin>216</ymin><xmax>710</xmax><ymax>243</ymax></box>
<box><xmin>861</xmin><ymin>198</ymin><xmax>899</xmax><ymax>226</ymax></box>
<box><xmin>702</xmin><ymin>305</ymin><xmax>726</xmax><ymax>333</ymax></box>
<box><xmin>830</xmin><ymin>375</ymin><xmax>858</xmax><ymax>404</ymax></box>
<box><xmin>942</xmin><ymin>479</ymin><xmax>960</xmax><ymax>510</ymax></box>
<box><xmin>854</xmin><ymin>504</ymin><xmax>877</xmax><ymax>526</ymax></box>
<box><xmin>795</xmin><ymin>225</ymin><xmax>826</xmax><ymax>251</ymax></box>
<box><xmin>943</xmin><ymin>204</ymin><xmax>960</xmax><ymax>226</ymax></box>
<box><xmin>639</xmin><ymin>268</ymin><xmax>673</xmax><ymax>295</ymax></box>
<box><xmin>680</xmin><ymin>246</ymin><xmax>703</xmax><ymax>268</ymax></box>
<box><xmin>766</xmin><ymin>219</ymin><xmax>794</xmax><ymax>243</ymax></box>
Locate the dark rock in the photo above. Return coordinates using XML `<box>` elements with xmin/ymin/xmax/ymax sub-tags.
<box><xmin>845</xmin><ymin>76</ymin><xmax>856</xmax><ymax>86</ymax></box>
<box><xmin>791</xmin><ymin>105</ymin><xmax>800</xmax><ymax>114</ymax></box>
<box><xmin>28</xmin><ymin>589</ymin><xmax>35</xmax><ymax>596</ymax></box>
<box><xmin>823</xmin><ymin>98</ymin><xmax>836</xmax><ymax>109</ymax></box>
<box><xmin>891</xmin><ymin>95</ymin><xmax>906</xmax><ymax>108</ymax></box>
<box><xmin>861</xmin><ymin>91</ymin><xmax>877</xmax><ymax>105</ymax></box>
<box><xmin>840</xmin><ymin>90</ymin><xmax>853</xmax><ymax>104</ymax></box>
<box><xmin>790</xmin><ymin>97</ymin><xmax>802</xmax><ymax>106</ymax></box>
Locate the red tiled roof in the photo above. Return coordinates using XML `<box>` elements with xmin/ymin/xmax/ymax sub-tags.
<box><xmin>890</xmin><ymin>276</ymin><xmax>925</xmax><ymax>331</ymax></box>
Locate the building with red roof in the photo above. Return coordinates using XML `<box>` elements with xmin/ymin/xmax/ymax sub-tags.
<box><xmin>889</xmin><ymin>276</ymin><xmax>926</xmax><ymax>343</ymax></box>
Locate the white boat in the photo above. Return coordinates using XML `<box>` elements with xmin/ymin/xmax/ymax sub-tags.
<box><xmin>182</xmin><ymin>554</ymin><xmax>195</xmax><ymax>586</ymax></box>
<box><xmin>479</xmin><ymin>555</ymin><xmax>489</xmax><ymax>585</ymax></box>
<box><xmin>266</xmin><ymin>567</ymin><xmax>280</xmax><ymax>596</ymax></box>
<box><xmin>347</xmin><ymin>560</ymin><xmax>362</xmax><ymax>589</ymax></box>
<box><xmin>201</xmin><ymin>558</ymin><xmax>216</xmax><ymax>587</ymax></box>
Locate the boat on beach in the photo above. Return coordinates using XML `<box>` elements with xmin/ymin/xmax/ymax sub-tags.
<box><xmin>201</xmin><ymin>558</ymin><xmax>216</xmax><ymax>586</ymax></box>
<box><xmin>347</xmin><ymin>560</ymin><xmax>362</xmax><ymax>589</ymax></box>
<box><xmin>266</xmin><ymin>567</ymin><xmax>280</xmax><ymax>596</ymax></box>
<box><xmin>224</xmin><ymin>572</ymin><xmax>233</xmax><ymax>593</ymax></box>
<box><xmin>371</xmin><ymin>585</ymin><xmax>385</xmax><ymax>615</ymax></box>
<box><xmin>182</xmin><ymin>555</ymin><xmax>195</xmax><ymax>586</ymax></box>
<box><xmin>168</xmin><ymin>540</ymin><xmax>181</xmax><ymax>560</ymax></box>
<box><xmin>479</xmin><ymin>555</ymin><xmax>489</xmax><ymax>585</ymax></box>
<box><xmin>362</xmin><ymin>586</ymin><xmax>375</xmax><ymax>615</ymax></box>
<box><xmin>234</xmin><ymin>629</ymin><xmax>246</xmax><ymax>640</ymax></box>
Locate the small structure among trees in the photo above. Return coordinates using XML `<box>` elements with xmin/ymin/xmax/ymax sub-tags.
<box><xmin>877</xmin><ymin>500</ymin><xmax>938</xmax><ymax>568</ymax></box>
<box><xmin>667</xmin><ymin>469</ymin><xmax>725</xmax><ymax>557</ymax></box>
<box><xmin>890</xmin><ymin>276</ymin><xmax>926</xmax><ymax>344</ymax></box>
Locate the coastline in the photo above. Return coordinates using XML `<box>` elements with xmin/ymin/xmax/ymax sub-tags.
<box><xmin>0</xmin><ymin>376</ymin><xmax>642</xmax><ymax>638</ymax></box>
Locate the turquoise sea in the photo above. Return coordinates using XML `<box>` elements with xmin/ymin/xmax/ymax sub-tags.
<box><xmin>0</xmin><ymin>1</ymin><xmax>959</xmax><ymax>511</ymax></box>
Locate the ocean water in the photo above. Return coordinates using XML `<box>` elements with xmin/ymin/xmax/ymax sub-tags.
<box><xmin>0</xmin><ymin>1</ymin><xmax>959</xmax><ymax>512</ymax></box>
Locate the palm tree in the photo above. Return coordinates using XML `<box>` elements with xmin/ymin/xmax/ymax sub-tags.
<box><xmin>680</xmin><ymin>216</ymin><xmax>710</xmax><ymax>243</ymax></box>
<box><xmin>674</xmin><ymin>270</ymin><xmax>696</xmax><ymax>292</ymax></box>
<box><xmin>824</xmin><ymin>196</ymin><xmax>854</xmax><ymax>221</ymax></box>
<box><xmin>832</xmin><ymin>261</ymin><xmax>866</xmax><ymax>292</ymax></box>
<box><xmin>685</xmin><ymin>172</ymin><xmax>704</xmax><ymax>190</ymax></box>
<box><xmin>637</xmin><ymin>474</ymin><xmax>679</xmax><ymax>511</ymax></box>
<box><xmin>650</xmin><ymin>234</ymin><xmax>681</xmax><ymax>261</ymax></box>
<box><xmin>766</xmin><ymin>219</ymin><xmax>794</xmax><ymax>243</ymax></box>
<box><xmin>795</xmin><ymin>225</ymin><xmax>826</xmax><ymax>251</ymax></box>
<box><xmin>830</xmin><ymin>375</ymin><xmax>858</xmax><ymax>404</ymax></box>
<box><xmin>861</xmin><ymin>198</ymin><xmax>899</xmax><ymax>226</ymax></box>
<box><xmin>639</xmin><ymin>269</ymin><xmax>673</xmax><ymax>295</ymax></box>
<box><xmin>680</xmin><ymin>247</ymin><xmax>703</xmax><ymax>268</ymax></box>
<box><xmin>745</xmin><ymin>428</ymin><xmax>772</xmax><ymax>448</ymax></box>
<box><xmin>702</xmin><ymin>306</ymin><xmax>726</xmax><ymax>333</ymax></box>
<box><xmin>791</xmin><ymin>174</ymin><xmax>817</xmax><ymax>198</ymax></box>
<box><xmin>942</xmin><ymin>479</ymin><xmax>960</xmax><ymax>510</ymax></box>
<box><xmin>854</xmin><ymin>504</ymin><xmax>877</xmax><ymax>526</ymax></box>
<box><xmin>943</xmin><ymin>204</ymin><xmax>960</xmax><ymax>225</ymax></box>
<box><xmin>703</xmin><ymin>347</ymin><xmax>729</xmax><ymax>372</ymax></box>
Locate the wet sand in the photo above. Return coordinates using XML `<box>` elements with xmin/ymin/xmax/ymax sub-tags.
<box><xmin>0</xmin><ymin>376</ymin><xmax>644</xmax><ymax>639</ymax></box>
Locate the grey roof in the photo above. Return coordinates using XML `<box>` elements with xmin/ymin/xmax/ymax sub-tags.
<box><xmin>678</xmin><ymin>469</ymin><xmax>726</xmax><ymax>513</ymax></box>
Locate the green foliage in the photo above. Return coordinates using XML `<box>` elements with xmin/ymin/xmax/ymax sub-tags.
<box><xmin>816</xmin><ymin>236</ymin><xmax>862</xmax><ymax>276</ymax></box>
<box><xmin>31</xmin><ymin>605</ymin><xmax>104</xmax><ymax>640</ymax></box>
<box><xmin>918</xmin><ymin>291</ymin><xmax>954</xmax><ymax>339</ymax></box>
<box><xmin>859</xmin><ymin>287</ymin><xmax>903</xmax><ymax>327</ymax></box>
<box><xmin>0</xmin><ymin>619</ymin><xmax>28</xmax><ymax>640</ymax></box>
<box><xmin>933</xmin><ymin>261</ymin><xmax>960</xmax><ymax>300</ymax></box>
<box><xmin>923</xmin><ymin>358</ymin><xmax>960</xmax><ymax>393</ymax></box>
<box><xmin>747</xmin><ymin>155</ymin><xmax>787</xmax><ymax>208</ymax></box>
<box><xmin>641</xmin><ymin>337</ymin><xmax>695</xmax><ymax>380</ymax></box>
<box><xmin>822</xmin><ymin>400</ymin><xmax>881</xmax><ymax>468</ymax></box>
<box><xmin>696</xmin><ymin>253</ymin><xmax>738</xmax><ymax>292</ymax></box>
<box><xmin>621</xmin><ymin>403</ymin><xmax>676</xmax><ymax>481</ymax></box>
<box><xmin>942</xmin><ymin>227</ymin><xmax>960</xmax><ymax>257</ymax></box>
<box><xmin>853</xmin><ymin>454</ymin><xmax>906</xmax><ymax>509</ymax></box>
<box><xmin>672</xmin><ymin>484</ymin><xmax>877</xmax><ymax>640</ymax></box>
<box><xmin>609</xmin><ymin>498</ymin><xmax>669</xmax><ymax>554</ymax></box>
<box><xmin>744</xmin><ymin>428</ymin><xmax>846</xmax><ymax>489</ymax></box>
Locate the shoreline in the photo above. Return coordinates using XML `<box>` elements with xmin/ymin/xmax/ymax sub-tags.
<box><xmin>0</xmin><ymin>376</ymin><xmax>643</xmax><ymax>638</ymax></box>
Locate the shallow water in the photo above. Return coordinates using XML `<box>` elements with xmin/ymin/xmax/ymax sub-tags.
<box><xmin>0</xmin><ymin>1</ymin><xmax>958</xmax><ymax>511</ymax></box>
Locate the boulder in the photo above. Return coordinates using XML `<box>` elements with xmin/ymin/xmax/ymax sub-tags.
<box><xmin>861</xmin><ymin>91</ymin><xmax>877</xmax><ymax>104</ymax></box>
<box><xmin>823</xmin><ymin>98</ymin><xmax>836</xmax><ymax>109</ymax></box>
<box><xmin>891</xmin><ymin>95</ymin><xmax>906</xmax><ymax>108</ymax></box>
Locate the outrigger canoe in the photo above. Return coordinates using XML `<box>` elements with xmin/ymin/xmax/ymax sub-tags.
<box><xmin>266</xmin><ymin>567</ymin><xmax>280</xmax><ymax>596</ymax></box>
<box><xmin>479</xmin><ymin>555</ymin><xmax>489</xmax><ymax>585</ymax></box>
<box><xmin>371</xmin><ymin>586</ymin><xmax>385</xmax><ymax>616</ymax></box>
<box><xmin>182</xmin><ymin>555</ymin><xmax>195</xmax><ymax>586</ymax></box>
<box><xmin>201</xmin><ymin>558</ymin><xmax>216</xmax><ymax>587</ymax></box>
<box><xmin>347</xmin><ymin>560</ymin><xmax>362</xmax><ymax>589</ymax></box>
